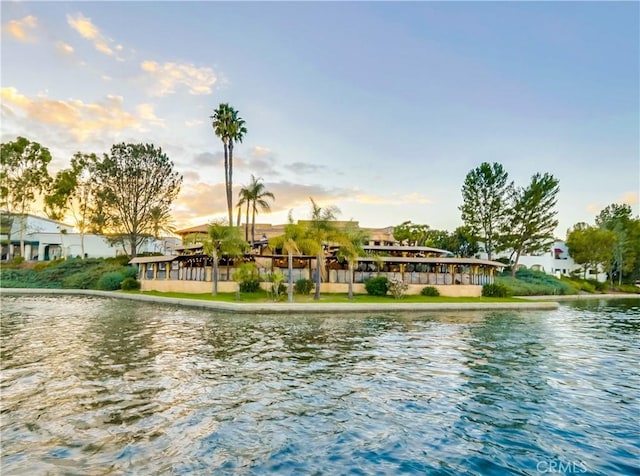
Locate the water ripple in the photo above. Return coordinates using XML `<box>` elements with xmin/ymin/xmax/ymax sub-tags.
<box><xmin>1</xmin><ymin>296</ymin><xmax>638</xmax><ymax>475</ymax></box>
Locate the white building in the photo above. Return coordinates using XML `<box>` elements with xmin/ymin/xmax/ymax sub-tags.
<box><xmin>478</xmin><ymin>240</ymin><xmax>607</xmax><ymax>282</ymax></box>
<box><xmin>1</xmin><ymin>213</ymin><xmax>179</xmax><ymax>261</ymax></box>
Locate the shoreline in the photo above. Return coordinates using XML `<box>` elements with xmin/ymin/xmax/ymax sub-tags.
<box><xmin>1</xmin><ymin>288</ymin><xmax>637</xmax><ymax>314</ymax></box>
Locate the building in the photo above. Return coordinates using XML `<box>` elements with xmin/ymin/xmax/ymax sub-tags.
<box><xmin>478</xmin><ymin>240</ymin><xmax>607</xmax><ymax>282</ymax></box>
<box><xmin>0</xmin><ymin>213</ymin><xmax>179</xmax><ymax>261</ymax></box>
<box><xmin>131</xmin><ymin>222</ymin><xmax>505</xmax><ymax>297</ymax></box>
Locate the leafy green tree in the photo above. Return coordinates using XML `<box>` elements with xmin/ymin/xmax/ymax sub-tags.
<box><xmin>501</xmin><ymin>172</ymin><xmax>560</xmax><ymax>276</ymax></box>
<box><xmin>307</xmin><ymin>198</ymin><xmax>341</xmax><ymax>300</ymax></box>
<box><xmin>596</xmin><ymin>203</ymin><xmax>639</xmax><ymax>285</ymax></box>
<box><xmin>335</xmin><ymin>224</ymin><xmax>369</xmax><ymax>300</ymax></box>
<box><xmin>423</xmin><ymin>229</ymin><xmax>450</xmax><ymax>250</ymax></box>
<box><xmin>393</xmin><ymin>221</ymin><xmax>430</xmax><ymax>246</ymax></box>
<box><xmin>423</xmin><ymin>227</ymin><xmax>479</xmax><ymax>257</ymax></box>
<box><xmin>238</xmin><ymin>175</ymin><xmax>275</xmax><ymax>245</ymax></box>
<box><xmin>0</xmin><ymin>137</ymin><xmax>52</xmax><ymax>258</ymax></box>
<box><xmin>45</xmin><ymin>152</ymin><xmax>98</xmax><ymax>258</ymax></box>
<box><xmin>450</xmin><ymin>226</ymin><xmax>480</xmax><ymax>257</ymax></box>
<box><xmin>566</xmin><ymin>222</ymin><xmax>616</xmax><ymax>280</ymax></box>
<box><xmin>459</xmin><ymin>162</ymin><xmax>512</xmax><ymax>260</ymax></box>
<box><xmin>92</xmin><ymin>143</ymin><xmax>182</xmax><ymax>257</ymax></box>
<box><xmin>211</xmin><ymin>103</ymin><xmax>247</xmax><ymax>226</ymax></box>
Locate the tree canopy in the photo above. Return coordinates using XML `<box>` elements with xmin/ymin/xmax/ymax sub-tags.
<box><xmin>566</xmin><ymin>222</ymin><xmax>616</xmax><ymax>279</ymax></box>
<box><xmin>393</xmin><ymin>221</ymin><xmax>430</xmax><ymax>246</ymax></box>
<box><xmin>0</xmin><ymin>137</ymin><xmax>52</xmax><ymax>257</ymax></box>
<box><xmin>595</xmin><ymin>203</ymin><xmax>640</xmax><ymax>284</ymax></box>
<box><xmin>92</xmin><ymin>143</ymin><xmax>182</xmax><ymax>257</ymax></box>
<box><xmin>501</xmin><ymin>172</ymin><xmax>559</xmax><ymax>276</ymax></box>
<box><xmin>45</xmin><ymin>152</ymin><xmax>98</xmax><ymax>258</ymax></box>
<box><xmin>211</xmin><ymin>103</ymin><xmax>247</xmax><ymax>226</ymax></box>
<box><xmin>459</xmin><ymin>162</ymin><xmax>512</xmax><ymax>260</ymax></box>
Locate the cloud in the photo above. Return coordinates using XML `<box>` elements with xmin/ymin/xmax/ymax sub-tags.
<box><xmin>185</xmin><ymin>119</ymin><xmax>204</xmax><ymax>127</ymax></box>
<box><xmin>354</xmin><ymin>191</ymin><xmax>432</xmax><ymax>206</ymax></box>
<box><xmin>182</xmin><ymin>170</ymin><xmax>200</xmax><ymax>182</ymax></box>
<box><xmin>140</xmin><ymin>60</ymin><xmax>218</xmax><ymax>96</ymax></box>
<box><xmin>3</xmin><ymin>15</ymin><xmax>38</xmax><ymax>42</ymax></box>
<box><xmin>172</xmin><ymin>180</ymin><xmax>352</xmax><ymax>227</ymax></box>
<box><xmin>620</xmin><ymin>191</ymin><xmax>639</xmax><ymax>206</ymax></box>
<box><xmin>136</xmin><ymin>103</ymin><xmax>164</xmax><ymax>127</ymax></box>
<box><xmin>1</xmin><ymin>87</ymin><xmax>161</xmax><ymax>142</ymax></box>
<box><xmin>55</xmin><ymin>41</ymin><xmax>74</xmax><ymax>55</ymax></box>
<box><xmin>192</xmin><ymin>151</ymin><xmax>222</xmax><ymax>167</ymax></box>
<box><xmin>173</xmin><ymin>182</ymin><xmax>228</xmax><ymax>224</ymax></box>
<box><xmin>66</xmin><ymin>12</ymin><xmax>120</xmax><ymax>58</ymax></box>
<box><xmin>290</xmin><ymin>162</ymin><xmax>322</xmax><ymax>175</ymax></box>
<box><xmin>250</xmin><ymin>146</ymin><xmax>271</xmax><ymax>157</ymax></box>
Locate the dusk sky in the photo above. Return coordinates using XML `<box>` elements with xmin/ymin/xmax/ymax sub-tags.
<box><xmin>2</xmin><ymin>1</ymin><xmax>638</xmax><ymax>237</ymax></box>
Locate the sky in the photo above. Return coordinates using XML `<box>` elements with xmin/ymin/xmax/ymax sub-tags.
<box><xmin>1</xmin><ymin>1</ymin><xmax>638</xmax><ymax>238</ymax></box>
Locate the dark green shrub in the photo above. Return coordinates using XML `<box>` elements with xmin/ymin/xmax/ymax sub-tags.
<box><xmin>122</xmin><ymin>266</ymin><xmax>138</xmax><ymax>279</ymax></box>
<box><xmin>107</xmin><ymin>255</ymin><xmax>133</xmax><ymax>266</ymax></box>
<box><xmin>97</xmin><ymin>271</ymin><xmax>125</xmax><ymax>290</ymax></box>
<box><xmin>11</xmin><ymin>256</ymin><xmax>25</xmax><ymax>265</ymax></box>
<box><xmin>121</xmin><ymin>277</ymin><xmax>141</xmax><ymax>291</ymax></box>
<box><xmin>482</xmin><ymin>283</ymin><xmax>511</xmax><ymax>298</ymax></box>
<box><xmin>365</xmin><ymin>276</ymin><xmax>388</xmax><ymax>296</ymax></box>
<box><xmin>616</xmin><ymin>283</ymin><xmax>640</xmax><ymax>294</ymax></box>
<box><xmin>33</xmin><ymin>259</ymin><xmax>64</xmax><ymax>271</ymax></box>
<box><xmin>589</xmin><ymin>279</ymin><xmax>608</xmax><ymax>292</ymax></box>
<box><xmin>234</xmin><ymin>263</ymin><xmax>261</xmax><ymax>292</ymax></box>
<box><xmin>421</xmin><ymin>286</ymin><xmax>440</xmax><ymax>297</ymax></box>
<box><xmin>63</xmin><ymin>270</ymin><xmax>100</xmax><ymax>289</ymax></box>
<box><xmin>294</xmin><ymin>278</ymin><xmax>314</xmax><ymax>295</ymax></box>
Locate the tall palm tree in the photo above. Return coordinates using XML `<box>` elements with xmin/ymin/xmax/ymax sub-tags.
<box><xmin>248</xmin><ymin>175</ymin><xmax>274</xmax><ymax>246</ymax></box>
<box><xmin>307</xmin><ymin>198</ymin><xmax>341</xmax><ymax>300</ymax></box>
<box><xmin>238</xmin><ymin>175</ymin><xmax>275</xmax><ymax>245</ymax></box>
<box><xmin>211</xmin><ymin>103</ymin><xmax>247</xmax><ymax>226</ymax></box>
<box><xmin>237</xmin><ymin>186</ymin><xmax>251</xmax><ymax>241</ymax></box>
<box><xmin>336</xmin><ymin>224</ymin><xmax>370</xmax><ymax>300</ymax></box>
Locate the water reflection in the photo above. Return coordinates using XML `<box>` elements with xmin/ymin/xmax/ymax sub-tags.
<box><xmin>1</xmin><ymin>296</ymin><xmax>638</xmax><ymax>475</ymax></box>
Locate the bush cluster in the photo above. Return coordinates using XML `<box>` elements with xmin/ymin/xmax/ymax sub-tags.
<box><xmin>421</xmin><ymin>286</ymin><xmax>440</xmax><ymax>297</ymax></box>
<box><xmin>0</xmin><ymin>258</ymin><xmax>139</xmax><ymax>291</ymax></box>
<box><xmin>121</xmin><ymin>277</ymin><xmax>141</xmax><ymax>290</ymax></box>
<box><xmin>234</xmin><ymin>263</ymin><xmax>261</xmax><ymax>293</ymax></box>
<box><xmin>98</xmin><ymin>271</ymin><xmax>126</xmax><ymax>290</ymax></box>
<box><xmin>364</xmin><ymin>276</ymin><xmax>388</xmax><ymax>296</ymax></box>
<box><xmin>482</xmin><ymin>283</ymin><xmax>511</xmax><ymax>298</ymax></box>
<box><xmin>496</xmin><ymin>269</ymin><xmax>578</xmax><ymax>296</ymax></box>
<box><xmin>294</xmin><ymin>278</ymin><xmax>314</xmax><ymax>295</ymax></box>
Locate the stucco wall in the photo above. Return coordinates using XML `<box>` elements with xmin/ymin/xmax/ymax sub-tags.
<box><xmin>140</xmin><ymin>279</ymin><xmax>482</xmax><ymax>297</ymax></box>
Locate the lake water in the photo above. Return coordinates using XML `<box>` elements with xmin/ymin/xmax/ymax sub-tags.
<box><xmin>1</xmin><ymin>296</ymin><xmax>638</xmax><ymax>475</ymax></box>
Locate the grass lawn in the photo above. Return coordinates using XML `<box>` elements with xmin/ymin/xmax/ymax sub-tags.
<box><xmin>125</xmin><ymin>290</ymin><xmax>527</xmax><ymax>304</ymax></box>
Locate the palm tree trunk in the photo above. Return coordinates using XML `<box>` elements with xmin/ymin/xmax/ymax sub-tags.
<box><xmin>288</xmin><ymin>251</ymin><xmax>293</xmax><ymax>303</ymax></box>
<box><xmin>314</xmin><ymin>253</ymin><xmax>322</xmax><ymax>300</ymax></box>
<box><xmin>223</xmin><ymin>143</ymin><xmax>231</xmax><ymax>226</ymax></box>
<box><xmin>236</xmin><ymin>206</ymin><xmax>241</xmax><ymax>227</ymax></box>
<box><xmin>244</xmin><ymin>202</ymin><xmax>250</xmax><ymax>242</ymax></box>
<box><xmin>212</xmin><ymin>255</ymin><xmax>219</xmax><ymax>296</ymax></box>
<box><xmin>348</xmin><ymin>261</ymin><xmax>354</xmax><ymax>300</ymax></box>
<box><xmin>251</xmin><ymin>205</ymin><xmax>256</xmax><ymax>246</ymax></box>
<box><xmin>228</xmin><ymin>141</ymin><xmax>234</xmax><ymax>226</ymax></box>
